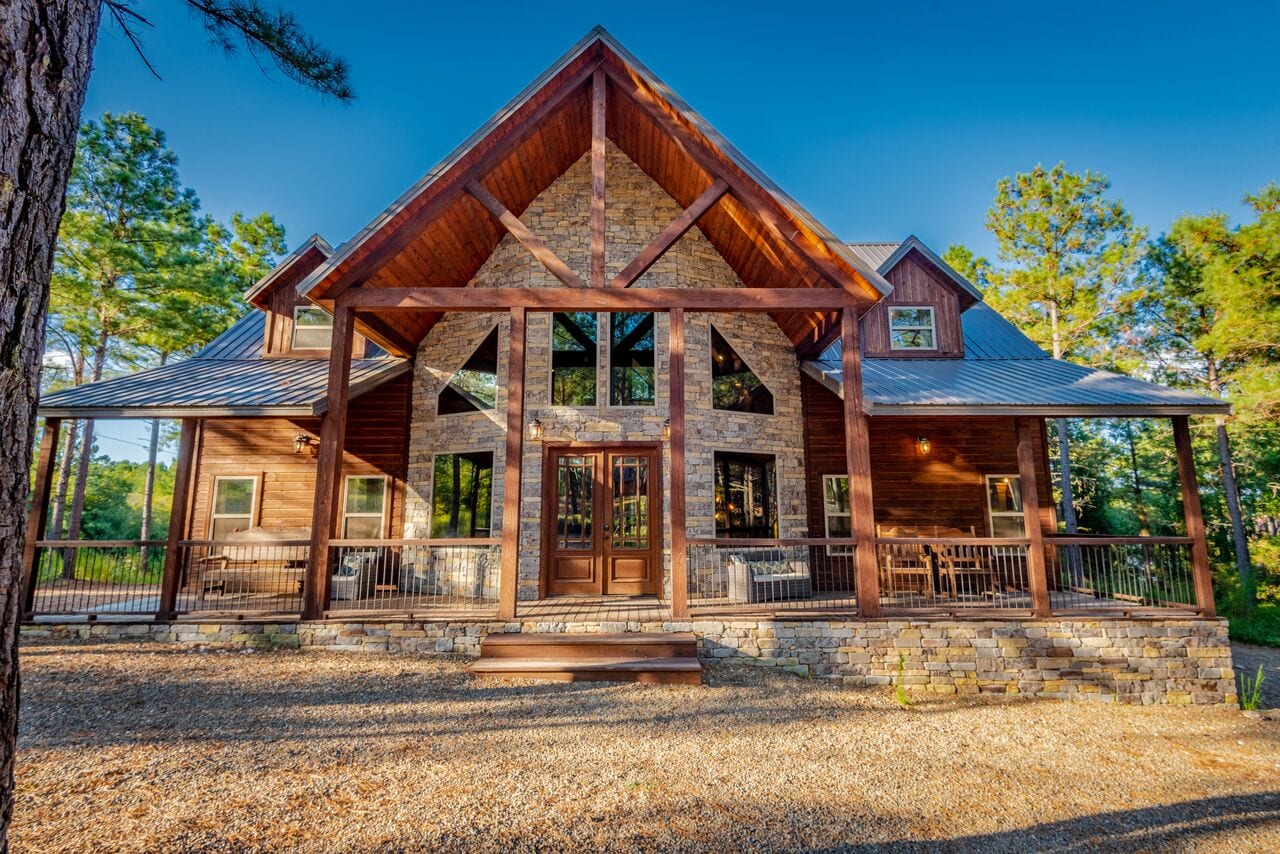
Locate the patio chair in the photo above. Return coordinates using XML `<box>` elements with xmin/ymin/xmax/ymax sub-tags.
<box><xmin>935</xmin><ymin>527</ymin><xmax>998</xmax><ymax>600</ymax></box>
<box><xmin>724</xmin><ymin>549</ymin><xmax>813</xmax><ymax>604</ymax></box>
<box><xmin>878</xmin><ymin>527</ymin><xmax>935</xmax><ymax>600</ymax></box>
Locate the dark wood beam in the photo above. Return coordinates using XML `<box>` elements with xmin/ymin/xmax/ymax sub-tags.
<box><xmin>669</xmin><ymin>308</ymin><xmax>689</xmax><ymax>619</ymax></box>
<box><xmin>840</xmin><ymin>310</ymin><xmax>880</xmax><ymax>617</ymax></box>
<box><xmin>320</xmin><ymin>57</ymin><xmax>603</xmax><ymax>300</ymax></box>
<box><xmin>499</xmin><ymin>307</ymin><xmax>527</xmax><ymax>620</ymax></box>
<box><xmin>609</xmin><ymin>179</ymin><xmax>729</xmax><ymax>288</ymax></box>
<box><xmin>339</xmin><ymin>286</ymin><xmax>858</xmax><ymax>312</ymax></box>
<box><xmin>602</xmin><ymin>61</ymin><xmax>879</xmax><ymax>303</ymax></box>
<box><xmin>304</xmin><ymin>304</ymin><xmax>356</xmax><ymax>620</ymax></box>
<box><xmin>353</xmin><ymin>312</ymin><xmax>417</xmax><ymax>358</ymax></box>
<box><xmin>466</xmin><ymin>179</ymin><xmax>587</xmax><ymax>289</ymax></box>
<box><xmin>590</xmin><ymin>68</ymin><xmax>607</xmax><ymax>288</ymax></box>
<box><xmin>1173</xmin><ymin>415</ymin><xmax>1216</xmax><ymax>617</ymax></box>
<box><xmin>20</xmin><ymin>418</ymin><xmax>61</xmax><ymax>616</ymax></box>
<box><xmin>157</xmin><ymin>418</ymin><xmax>198</xmax><ymax>619</ymax></box>
<box><xmin>1015</xmin><ymin>416</ymin><xmax>1052</xmax><ymax>617</ymax></box>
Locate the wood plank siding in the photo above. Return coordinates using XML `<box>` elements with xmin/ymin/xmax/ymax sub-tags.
<box><xmin>859</xmin><ymin>248</ymin><xmax>964</xmax><ymax>358</ymax></box>
<box><xmin>800</xmin><ymin>374</ymin><xmax>1055</xmax><ymax>542</ymax></box>
<box><xmin>187</xmin><ymin>374</ymin><xmax>410</xmax><ymax>538</ymax></box>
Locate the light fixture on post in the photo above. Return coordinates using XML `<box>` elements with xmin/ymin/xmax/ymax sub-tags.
<box><xmin>663</xmin><ymin>418</ymin><xmax>671</xmax><ymax>441</ymax></box>
<box><xmin>294</xmin><ymin>434</ymin><xmax>319</xmax><ymax>456</ymax></box>
<box><xmin>915</xmin><ymin>436</ymin><xmax>931</xmax><ymax>456</ymax></box>
<box><xmin>528</xmin><ymin>418</ymin><xmax>543</xmax><ymax>441</ymax></box>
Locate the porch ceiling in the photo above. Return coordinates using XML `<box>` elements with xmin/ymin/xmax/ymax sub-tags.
<box><xmin>300</xmin><ymin>29</ymin><xmax>891</xmax><ymax>357</ymax></box>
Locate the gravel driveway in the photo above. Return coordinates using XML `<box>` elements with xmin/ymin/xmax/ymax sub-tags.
<box><xmin>13</xmin><ymin>639</ymin><xmax>1280</xmax><ymax>852</ymax></box>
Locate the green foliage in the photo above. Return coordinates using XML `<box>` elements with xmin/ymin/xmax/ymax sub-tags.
<box><xmin>894</xmin><ymin>653</ymin><xmax>913</xmax><ymax>708</ymax></box>
<box><xmin>80</xmin><ymin>453</ymin><xmax>176</xmax><ymax>541</ymax></box>
<box><xmin>1238</xmin><ymin>666</ymin><xmax>1267</xmax><ymax>711</ymax></box>
<box><xmin>941</xmin><ymin>243</ymin><xmax>992</xmax><ymax>291</ymax></box>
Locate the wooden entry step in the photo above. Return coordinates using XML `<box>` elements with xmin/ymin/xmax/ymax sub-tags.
<box><xmin>469</xmin><ymin>632</ymin><xmax>701</xmax><ymax>684</ymax></box>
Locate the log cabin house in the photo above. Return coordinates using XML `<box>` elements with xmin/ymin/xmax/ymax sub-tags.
<box><xmin>24</xmin><ymin>29</ymin><xmax>1237</xmax><ymax>696</ymax></box>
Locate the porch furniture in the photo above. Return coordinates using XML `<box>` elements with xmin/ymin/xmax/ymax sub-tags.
<box><xmin>877</xmin><ymin>527</ymin><xmax>935</xmax><ymax>600</ymax></box>
<box><xmin>195</xmin><ymin>527</ymin><xmax>309</xmax><ymax>599</ymax></box>
<box><xmin>724</xmin><ymin>549</ymin><xmax>813</xmax><ymax>604</ymax></box>
<box><xmin>331</xmin><ymin>549</ymin><xmax>384</xmax><ymax>600</ymax></box>
<box><xmin>934</xmin><ymin>528</ymin><xmax>998</xmax><ymax>600</ymax></box>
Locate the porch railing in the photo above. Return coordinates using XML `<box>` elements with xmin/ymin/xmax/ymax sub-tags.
<box><xmin>27</xmin><ymin>540</ymin><xmax>166</xmax><ymax>616</ymax></box>
<box><xmin>686</xmin><ymin>538</ymin><xmax>858</xmax><ymax>614</ymax></box>
<box><xmin>172</xmin><ymin>540</ymin><xmax>310</xmax><ymax>616</ymax></box>
<box><xmin>327</xmin><ymin>539</ymin><xmax>501</xmax><ymax>614</ymax></box>
<box><xmin>876</xmin><ymin>537</ymin><xmax>1035</xmax><ymax>613</ymax></box>
<box><xmin>1046</xmin><ymin>537</ymin><xmax>1197</xmax><ymax>612</ymax></box>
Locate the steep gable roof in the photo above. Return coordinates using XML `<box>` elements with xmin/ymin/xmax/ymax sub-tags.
<box><xmin>244</xmin><ymin>234</ymin><xmax>334</xmax><ymax>309</ymax></box>
<box><xmin>847</xmin><ymin>235</ymin><xmax>982</xmax><ymax>307</ymax></box>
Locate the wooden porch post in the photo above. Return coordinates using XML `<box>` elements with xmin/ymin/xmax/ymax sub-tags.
<box><xmin>1173</xmin><ymin>415</ymin><xmax>1216</xmax><ymax>617</ymax></box>
<box><xmin>303</xmin><ymin>304</ymin><xmax>356</xmax><ymax>621</ymax></box>
<box><xmin>157</xmin><ymin>418</ymin><xmax>198</xmax><ymax>619</ymax></box>
<box><xmin>668</xmin><ymin>308</ymin><xmax>689</xmax><ymax>619</ymax></box>
<box><xmin>840</xmin><ymin>309</ymin><xmax>881</xmax><ymax>616</ymax></box>
<box><xmin>20</xmin><ymin>418</ymin><xmax>61</xmax><ymax>616</ymax></box>
<box><xmin>498</xmin><ymin>307</ymin><xmax>527</xmax><ymax>620</ymax></box>
<box><xmin>1015</xmin><ymin>417</ymin><xmax>1052</xmax><ymax>617</ymax></box>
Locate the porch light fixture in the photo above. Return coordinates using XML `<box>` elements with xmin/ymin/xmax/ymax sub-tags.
<box><xmin>293</xmin><ymin>433</ymin><xmax>319</xmax><ymax>455</ymax></box>
<box><xmin>663</xmin><ymin>418</ymin><xmax>671</xmax><ymax>441</ymax></box>
<box><xmin>915</xmin><ymin>436</ymin><xmax>931</xmax><ymax>456</ymax></box>
<box><xmin>528</xmin><ymin>419</ymin><xmax>543</xmax><ymax>441</ymax></box>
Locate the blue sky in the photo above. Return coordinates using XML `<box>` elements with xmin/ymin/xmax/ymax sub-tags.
<box><xmin>83</xmin><ymin>1</ymin><xmax>1279</xmax><ymax>460</ymax></box>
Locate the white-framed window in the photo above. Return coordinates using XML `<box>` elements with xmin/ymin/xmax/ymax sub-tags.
<box><xmin>822</xmin><ymin>474</ymin><xmax>853</xmax><ymax>556</ymax></box>
<box><xmin>292</xmin><ymin>306</ymin><xmax>334</xmax><ymax>350</ymax></box>
<box><xmin>342</xmin><ymin>475</ymin><xmax>388</xmax><ymax>539</ymax></box>
<box><xmin>888</xmin><ymin>306</ymin><xmax>936</xmax><ymax>350</ymax></box>
<box><xmin>210</xmin><ymin>476</ymin><xmax>257</xmax><ymax>540</ymax></box>
<box><xmin>985</xmin><ymin>474</ymin><xmax>1026</xmax><ymax>538</ymax></box>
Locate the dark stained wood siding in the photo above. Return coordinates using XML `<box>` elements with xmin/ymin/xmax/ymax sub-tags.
<box><xmin>264</xmin><ymin>282</ymin><xmax>369</xmax><ymax>359</ymax></box>
<box><xmin>860</xmin><ymin>249</ymin><xmax>964</xmax><ymax>358</ymax></box>
<box><xmin>187</xmin><ymin>374</ymin><xmax>410</xmax><ymax>538</ymax></box>
<box><xmin>800</xmin><ymin>375</ymin><xmax>1054</xmax><ymax>540</ymax></box>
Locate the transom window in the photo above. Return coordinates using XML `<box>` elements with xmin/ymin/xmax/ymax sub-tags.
<box><xmin>210</xmin><ymin>476</ymin><xmax>256</xmax><ymax>540</ymax></box>
<box><xmin>342</xmin><ymin>475</ymin><xmax>388</xmax><ymax>539</ymax></box>
<box><xmin>986</xmin><ymin>474</ymin><xmax>1026</xmax><ymax>538</ymax></box>
<box><xmin>292</xmin><ymin>306</ymin><xmax>334</xmax><ymax>350</ymax></box>
<box><xmin>438</xmin><ymin>326</ymin><xmax>499</xmax><ymax>415</ymax></box>
<box><xmin>714</xmin><ymin>451</ymin><xmax>777</xmax><ymax>538</ymax></box>
<box><xmin>551</xmin><ymin>312</ymin><xmax>597</xmax><ymax>406</ymax></box>
<box><xmin>822</xmin><ymin>475</ymin><xmax>853</xmax><ymax>555</ymax></box>
<box><xmin>710</xmin><ymin>326</ymin><xmax>774</xmax><ymax>414</ymax></box>
<box><xmin>431</xmin><ymin>452</ymin><xmax>494</xmax><ymax>538</ymax></box>
<box><xmin>888</xmin><ymin>306</ymin><xmax>936</xmax><ymax>350</ymax></box>
<box><xmin>609</xmin><ymin>312</ymin><xmax>655</xmax><ymax>406</ymax></box>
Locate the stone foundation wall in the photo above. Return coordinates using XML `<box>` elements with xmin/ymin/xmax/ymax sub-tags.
<box><xmin>23</xmin><ymin>617</ymin><xmax>1237</xmax><ymax>705</ymax></box>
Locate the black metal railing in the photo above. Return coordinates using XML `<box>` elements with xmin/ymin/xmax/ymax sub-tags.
<box><xmin>687</xmin><ymin>539</ymin><xmax>858</xmax><ymax>613</ymax></box>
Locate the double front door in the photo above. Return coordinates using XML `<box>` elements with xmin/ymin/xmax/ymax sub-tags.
<box><xmin>543</xmin><ymin>444</ymin><xmax>660</xmax><ymax>596</ymax></box>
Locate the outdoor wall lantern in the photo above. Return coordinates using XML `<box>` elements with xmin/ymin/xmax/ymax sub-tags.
<box><xmin>915</xmin><ymin>435</ymin><xmax>932</xmax><ymax>456</ymax></box>
<box><xmin>293</xmin><ymin>433</ymin><xmax>319</xmax><ymax>455</ymax></box>
<box><xmin>528</xmin><ymin>419</ymin><xmax>544</xmax><ymax>441</ymax></box>
<box><xmin>663</xmin><ymin>418</ymin><xmax>671</xmax><ymax>441</ymax></box>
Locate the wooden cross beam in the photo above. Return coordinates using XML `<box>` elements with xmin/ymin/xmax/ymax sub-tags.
<box><xmin>466</xmin><ymin>180</ymin><xmax>587</xmax><ymax>289</ymax></box>
<box><xmin>590</xmin><ymin>68</ymin><xmax>607</xmax><ymax>288</ymax></box>
<box><xmin>609</xmin><ymin>179</ymin><xmax>729</xmax><ymax>288</ymax></box>
<box><xmin>337</xmin><ymin>286</ymin><xmax>859</xmax><ymax>312</ymax></box>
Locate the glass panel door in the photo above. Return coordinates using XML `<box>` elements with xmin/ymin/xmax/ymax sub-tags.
<box><xmin>556</xmin><ymin>455</ymin><xmax>594</xmax><ymax>550</ymax></box>
<box><xmin>610</xmin><ymin>455</ymin><xmax>649</xmax><ymax>550</ymax></box>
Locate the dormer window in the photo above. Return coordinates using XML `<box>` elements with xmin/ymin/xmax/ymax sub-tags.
<box><xmin>292</xmin><ymin>306</ymin><xmax>333</xmax><ymax>350</ymax></box>
<box><xmin>888</xmin><ymin>306</ymin><xmax>936</xmax><ymax>351</ymax></box>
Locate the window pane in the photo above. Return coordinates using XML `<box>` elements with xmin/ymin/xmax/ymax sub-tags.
<box><xmin>552</xmin><ymin>312</ymin><xmax>596</xmax><ymax>405</ymax></box>
<box><xmin>710</xmin><ymin>326</ymin><xmax>774</xmax><ymax>414</ymax></box>
<box><xmin>714</xmin><ymin>452</ymin><xmax>777</xmax><ymax>538</ymax></box>
<box><xmin>439</xmin><ymin>326</ymin><xmax>499</xmax><ymax>414</ymax></box>
<box><xmin>890</xmin><ymin>328</ymin><xmax>935</xmax><ymax>349</ymax></box>
<box><xmin>889</xmin><ymin>307</ymin><xmax>934</xmax><ymax>328</ymax></box>
<box><xmin>991</xmin><ymin>515</ymin><xmax>1026</xmax><ymax>538</ymax></box>
<box><xmin>557</xmin><ymin>455</ymin><xmax>594</xmax><ymax>549</ymax></box>
<box><xmin>611</xmin><ymin>455</ymin><xmax>649</xmax><ymax>549</ymax></box>
<box><xmin>431</xmin><ymin>452</ymin><xmax>494</xmax><ymax>538</ymax></box>
<box><xmin>987</xmin><ymin>476</ymin><xmax>1023</xmax><ymax>513</ymax></box>
<box><xmin>823</xmin><ymin>476</ymin><xmax>850</xmax><ymax>514</ymax></box>
<box><xmin>343</xmin><ymin>515</ymin><xmax>383</xmax><ymax>539</ymax></box>
<box><xmin>345</xmin><ymin>477</ymin><xmax>386</xmax><ymax>515</ymax></box>
<box><xmin>826</xmin><ymin>514</ymin><xmax>852</xmax><ymax>539</ymax></box>
<box><xmin>210</xmin><ymin>516</ymin><xmax>251</xmax><ymax>540</ymax></box>
<box><xmin>213</xmin><ymin>479</ymin><xmax>254</xmax><ymax>515</ymax></box>
<box><xmin>609</xmin><ymin>312</ymin><xmax>655</xmax><ymax>406</ymax></box>
<box><xmin>293</xmin><ymin>307</ymin><xmax>333</xmax><ymax>349</ymax></box>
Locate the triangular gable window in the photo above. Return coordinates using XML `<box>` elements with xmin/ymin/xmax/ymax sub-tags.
<box><xmin>711</xmin><ymin>326</ymin><xmax>774</xmax><ymax>414</ymax></box>
<box><xmin>438</xmin><ymin>326</ymin><xmax>499</xmax><ymax>415</ymax></box>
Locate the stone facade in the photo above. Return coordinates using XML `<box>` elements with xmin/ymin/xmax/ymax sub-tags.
<box><xmin>404</xmin><ymin>142</ymin><xmax>808</xmax><ymax>599</ymax></box>
<box><xmin>24</xmin><ymin>617</ymin><xmax>1237</xmax><ymax>706</ymax></box>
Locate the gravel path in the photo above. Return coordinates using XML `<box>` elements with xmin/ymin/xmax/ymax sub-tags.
<box><xmin>13</xmin><ymin>639</ymin><xmax>1280</xmax><ymax>852</ymax></box>
<box><xmin>1232</xmin><ymin>643</ymin><xmax>1280</xmax><ymax>710</ymax></box>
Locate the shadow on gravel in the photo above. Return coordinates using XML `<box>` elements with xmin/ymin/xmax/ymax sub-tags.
<box><xmin>839</xmin><ymin>792</ymin><xmax>1280</xmax><ymax>853</ymax></box>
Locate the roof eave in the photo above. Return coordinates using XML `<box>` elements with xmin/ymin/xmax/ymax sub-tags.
<box><xmin>865</xmin><ymin>403</ymin><xmax>1234</xmax><ymax>417</ymax></box>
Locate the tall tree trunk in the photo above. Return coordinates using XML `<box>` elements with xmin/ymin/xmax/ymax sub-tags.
<box><xmin>0</xmin><ymin>2</ymin><xmax>103</xmax><ymax>846</ymax></box>
<box><xmin>1208</xmin><ymin>359</ymin><xmax>1253</xmax><ymax>607</ymax></box>
<box><xmin>63</xmin><ymin>336</ymin><xmax>107</xmax><ymax>576</ymax></box>
<box><xmin>139</xmin><ymin>356</ymin><xmax>168</xmax><ymax>572</ymax></box>
<box><xmin>49</xmin><ymin>418</ymin><xmax>79</xmax><ymax>538</ymax></box>
<box><xmin>1123</xmin><ymin>420</ymin><xmax>1150</xmax><ymax>537</ymax></box>
<box><xmin>448</xmin><ymin>453</ymin><xmax>461</xmax><ymax>535</ymax></box>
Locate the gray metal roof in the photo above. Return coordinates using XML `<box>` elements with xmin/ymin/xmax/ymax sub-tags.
<box><xmin>846</xmin><ymin>236</ymin><xmax>983</xmax><ymax>304</ymax></box>
<box><xmin>844</xmin><ymin>242</ymin><xmax>901</xmax><ymax>270</ymax></box>
<box><xmin>808</xmin><ymin>306</ymin><xmax>1229</xmax><ymax>416</ymax></box>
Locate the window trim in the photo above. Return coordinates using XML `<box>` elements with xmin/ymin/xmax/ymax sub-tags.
<box><xmin>429</xmin><ymin>450</ymin><xmax>496</xmax><ymax>539</ymax></box>
<box><xmin>549</xmin><ymin>311</ymin><xmax>599</xmax><ymax>408</ymax></box>
<box><xmin>887</xmin><ymin>305</ymin><xmax>937</xmax><ymax>351</ymax></box>
<box><xmin>209</xmin><ymin>475</ymin><xmax>259</xmax><ymax>540</ymax></box>
<box><xmin>984</xmin><ymin>473</ymin><xmax>1027</xmax><ymax>538</ymax></box>
<box><xmin>821</xmin><ymin>474</ymin><xmax>854</xmax><ymax>556</ymax></box>
<box><xmin>291</xmin><ymin>305</ymin><xmax>334</xmax><ymax>351</ymax></box>
<box><xmin>340</xmin><ymin>474</ymin><xmax>389</xmax><ymax>540</ymax></box>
